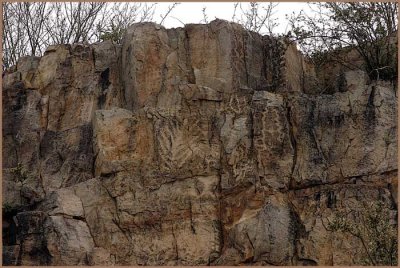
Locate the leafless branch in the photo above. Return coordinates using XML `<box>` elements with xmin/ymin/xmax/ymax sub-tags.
<box><xmin>159</xmin><ymin>3</ymin><xmax>179</xmax><ymax>25</ymax></box>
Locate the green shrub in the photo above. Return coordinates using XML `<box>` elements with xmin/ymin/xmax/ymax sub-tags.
<box><xmin>7</xmin><ymin>162</ymin><xmax>30</xmax><ymax>184</ymax></box>
<box><xmin>2</xmin><ymin>202</ymin><xmax>14</xmax><ymax>214</ymax></box>
<box><xmin>328</xmin><ymin>201</ymin><xmax>398</xmax><ymax>265</ymax></box>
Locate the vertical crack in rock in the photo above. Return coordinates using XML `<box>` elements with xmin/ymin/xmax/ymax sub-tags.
<box><xmin>242</xmin><ymin>30</ymin><xmax>250</xmax><ymax>86</ymax></box>
<box><xmin>245</xmin><ymin>231</ymin><xmax>255</xmax><ymax>255</ymax></box>
<box><xmin>74</xmin><ymin>198</ymin><xmax>96</xmax><ymax>248</ymax></box>
<box><xmin>311</xmin><ymin>127</ymin><xmax>328</xmax><ymax>164</ymax></box>
<box><xmin>188</xmin><ymin>199</ymin><xmax>196</xmax><ymax>234</ymax></box>
<box><xmin>248</xmin><ymin>107</ymin><xmax>257</xmax><ymax>194</ymax></box>
<box><xmin>99</xmin><ymin>182</ymin><xmax>132</xmax><ymax>242</ymax></box>
<box><xmin>171</xmin><ymin>225</ymin><xmax>179</xmax><ymax>262</ymax></box>
<box><xmin>98</xmin><ymin>68</ymin><xmax>110</xmax><ymax>108</ymax></box>
<box><xmin>16</xmin><ymin>241</ymin><xmax>23</xmax><ymax>266</ymax></box>
<box><xmin>183</xmin><ymin>27</ymin><xmax>196</xmax><ymax>84</ymax></box>
<box><xmin>284</xmin><ymin>97</ymin><xmax>297</xmax><ymax>184</ymax></box>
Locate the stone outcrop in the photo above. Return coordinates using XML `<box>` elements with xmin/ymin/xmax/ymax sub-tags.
<box><xmin>2</xmin><ymin>19</ymin><xmax>397</xmax><ymax>265</ymax></box>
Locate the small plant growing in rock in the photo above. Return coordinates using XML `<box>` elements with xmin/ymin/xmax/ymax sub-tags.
<box><xmin>383</xmin><ymin>131</ymin><xmax>394</xmax><ymax>146</ymax></box>
<box><xmin>8</xmin><ymin>162</ymin><xmax>30</xmax><ymax>185</ymax></box>
<box><xmin>2</xmin><ymin>202</ymin><xmax>14</xmax><ymax>214</ymax></box>
<box><xmin>328</xmin><ymin>201</ymin><xmax>398</xmax><ymax>265</ymax></box>
<box><xmin>98</xmin><ymin>23</ymin><xmax>125</xmax><ymax>44</ymax></box>
<box><xmin>4</xmin><ymin>162</ymin><xmax>32</xmax><ymax>204</ymax></box>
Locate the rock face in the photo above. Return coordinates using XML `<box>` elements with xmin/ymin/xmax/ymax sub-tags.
<box><xmin>2</xmin><ymin>20</ymin><xmax>397</xmax><ymax>265</ymax></box>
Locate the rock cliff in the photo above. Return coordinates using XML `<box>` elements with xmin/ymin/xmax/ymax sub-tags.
<box><xmin>2</xmin><ymin>20</ymin><xmax>397</xmax><ymax>265</ymax></box>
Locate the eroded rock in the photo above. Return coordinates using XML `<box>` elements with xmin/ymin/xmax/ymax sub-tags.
<box><xmin>2</xmin><ymin>20</ymin><xmax>397</xmax><ymax>266</ymax></box>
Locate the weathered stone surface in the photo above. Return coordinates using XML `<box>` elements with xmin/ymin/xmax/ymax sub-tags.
<box><xmin>2</xmin><ymin>20</ymin><xmax>397</xmax><ymax>266</ymax></box>
<box><xmin>37</xmin><ymin>188</ymin><xmax>84</xmax><ymax>218</ymax></box>
<box><xmin>39</xmin><ymin>125</ymin><xmax>94</xmax><ymax>192</ymax></box>
<box><xmin>289</xmin><ymin>173</ymin><xmax>397</xmax><ymax>265</ymax></box>
<box><xmin>219</xmin><ymin>193</ymin><xmax>297</xmax><ymax>265</ymax></box>
<box><xmin>44</xmin><ymin>216</ymin><xmax>94</xmax><ymax>265</ymax></box>
<box><xmin>88</xmin><ymin>247</ymin><xmax>114</xmax><ymax>265</ymax></box>
<box><xmin>7</xmin><ymin>211</ymin><xmax>51</xmax><ymax>265</ymax></box>
<box><xmin>288</xmin><ymin>75</ymin><xmax>397</xmax><ymax>189</ymax></box>
<box><xmin>122</xmin><ymin>23</ymin><xmax>178</xmax><ymax>110</ymax></box>
<box><xmin>2</xmin><ymin>246</ymin><xmax>20</xmax><ymax>265</ymax></box>
<box><xmin>252</xmin><ymin>91</ymin><xmax>294</xmax><ymax>190</ymax></box>
<box><xmin>2</xmin><ymin>86</ymin><xmax>44</xmax><ymax>207</ymax></box>
<box><xmin>92</xmin><ymin>108</ymin><xmax>142</xmax><ymax>177</ymax></box>
<box><xmin>72</xmin><ymin>178</ymin><xmax>125</xmax><ymax>261</ymax></box>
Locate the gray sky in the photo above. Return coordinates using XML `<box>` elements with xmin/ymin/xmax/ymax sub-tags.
<box><xmin>151</xmin><ymin>2</ymin><xmax>311</xmax><ymax>34</ymax></box>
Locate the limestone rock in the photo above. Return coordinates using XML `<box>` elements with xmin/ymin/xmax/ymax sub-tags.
<box><xmin>44</xmin><ymin>216</ymin><xmax>94</xmax><ymax>265</ymax></box>
<box><xmin>37</xmin><ymin>188</ymin><xmax>84</xmax><ymax>218</ymax></box>
<box><xmin>88</xmin><ymin>247</ymin><xmax>114</xmax><ymax>265</ymax></box>
<box><xmin>220</xmin><ymin>194</ymin><xmax>297</xmax><ymax>265</ymax></box>
<box><xmin>289</xmin><ymin>174</ymin><xmax>397</xmax><ymax>265</ymax></box>
<box><xmin>252</xmin><ymin>91</ymin><xmax>294</xmax><ymax>190</ymax></box>
<box><xmin>2</xmin><ymin>20</ymin><xmax>397</xmax><ymax>266</ymax></box>
<box><xmin>93</xmin><ymin>108</ymin><xmax>142</xmax><ymax>177</ymax></box>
